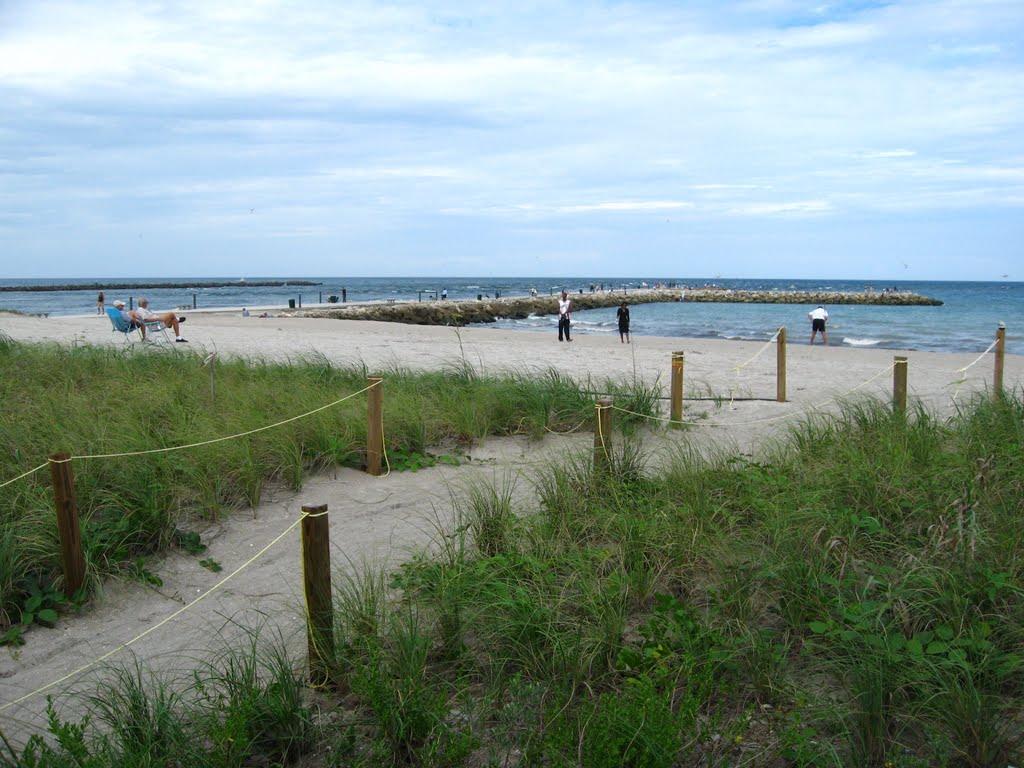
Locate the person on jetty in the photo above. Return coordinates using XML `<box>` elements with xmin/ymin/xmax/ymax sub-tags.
<box><xmin>617</xmin><ymin>301</ymin><xmax>630</xmax><ymax>343</ymax></box>
<box><xmin>808</xmin><ymin>305</ymin><xmax>829</xmax><ymax>345</ymax></box>
<box><xmin>133</xmin><ymin>296</ymin><xmax>189</xmax><ymax>342</ymax></box>
<box><xmin>558</xmin><ymin>290</ymin><xmax>572</xmax><ymax>342</ymax></box>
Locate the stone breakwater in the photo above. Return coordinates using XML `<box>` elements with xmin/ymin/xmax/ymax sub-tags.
<box><xmin>303</xmin><ymin>288</ymin><xmax>942</xmax><ymax>326</ymax></box>
<box><xmin>682</xmin><ymin>288</ymin><xmax>943</xmax><ymax>306</ymax></box>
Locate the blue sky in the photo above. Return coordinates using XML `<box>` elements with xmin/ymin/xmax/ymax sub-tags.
<box><xmin>0</xmin><ymin>0</ymin><xmax>1022</xmax><ymax>280</ymax></box>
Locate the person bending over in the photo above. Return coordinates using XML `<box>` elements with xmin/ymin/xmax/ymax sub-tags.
<box><xmin>808</xmin><ymin>305</ymin><xmax>829</xmax><ymax>346</ymax></box>
<box><xmin>135</xmin><ymin>297</ymin><xmax>188</xmax><ymax>343</ymax></box>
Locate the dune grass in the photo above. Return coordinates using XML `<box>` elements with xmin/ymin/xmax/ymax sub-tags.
<box><xmin>8</xmin><ymin>391</ymin><xmax>1023</xmax><ymax>767</ymax></box>
<box><xmin>0</xmin><ymin>338</ymin><xmax>655</xmax><ymax>636</ymax></box>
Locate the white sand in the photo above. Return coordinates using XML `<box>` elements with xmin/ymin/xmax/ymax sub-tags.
<box><xmin>0</xmin><ymin>311</ymin><xmax>1019</xmax><ymax>738</ymax></box>
<box><xmin>1</xmin><ymin>310</ymin><xmax>1018</xmax><ymax>434</ymax></box>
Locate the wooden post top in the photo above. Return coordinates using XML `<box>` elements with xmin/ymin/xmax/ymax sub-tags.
<box><xmin>301</xmin><ymin>504</ymin><xmax>328</xmax><ymax>515</ymax></box>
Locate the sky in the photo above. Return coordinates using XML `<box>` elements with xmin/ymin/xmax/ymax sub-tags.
<box><xmin>0</xmin><ymin>0</ymin><xmax>1022</xmax><ymax>280</ymax></box>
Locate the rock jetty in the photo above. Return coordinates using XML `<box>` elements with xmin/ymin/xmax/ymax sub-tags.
<box><xmin>304</xmin><ymin>287</ymin><xmax>941</xmax><ymax>327</ymax></box>
<box><xmin>0</xmin><ymin>280</ymin><xmax>321</xmax><ymax>293</ymax></box>
<box><xmin>681</xmin><ymin>288</ymin><xmax>942</xmax><ymax>306</ymax></box>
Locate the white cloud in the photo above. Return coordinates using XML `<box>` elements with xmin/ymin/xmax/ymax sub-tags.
<box><xmin>554</xmin><ymin>201</ymin><xmax>694</xmax><ymax>213</ymax></box>
<box><xmin>0</xmin><ymin>0</ymin><xmax>1022</xmax><ymax>276</ymax></box>
<box><xmin>859</xmin><ymin>149</ymin><xmax>917</xmax><ymax>159</ymax></box>
<box><xmin>726</xmin><ymin>201</ymin><xmax>833</xmax><ymax>216</ymax></box>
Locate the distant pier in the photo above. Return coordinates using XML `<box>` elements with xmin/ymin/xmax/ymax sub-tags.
<box><xmin>305</xmin><ymin>287</ymin><xmax>942</xmax><ymax>326</ymax></box>
<box><xmin>0</xmin><ymin>280</ymin><xmax>322</xmax><ymax>293</ymax></box>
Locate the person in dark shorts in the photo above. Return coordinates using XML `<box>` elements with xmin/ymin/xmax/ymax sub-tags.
<box><xmin>616</xmin><ymin>302</ymin><xmax>630</xmax><ymax>343</ymax></box>
<box><xmin>808</xmin><ymin>305</ymin><xmax>829</xmax><ymax>345</ymax></box>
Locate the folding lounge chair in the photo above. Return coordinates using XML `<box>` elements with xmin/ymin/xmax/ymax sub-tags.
<box><xmin>106</xmin><ymin>306</ymin><xmax>171</xmax><ymax>343</ymax></box>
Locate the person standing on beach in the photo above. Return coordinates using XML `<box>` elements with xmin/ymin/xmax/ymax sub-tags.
<box><xmin>558</xmin><ymin>290</ymin><xmax>572</xmax><ymax>342</ymax></box>
<box><xmin>617</xmin><ymin>302</ymin><xmax>630</xmax><ymax>343</ymax></box>
<box><xmin>808</xmin><ymin>305</ymin><xmax>829</xmax><ymax>345</ymax></box>
<box><xmin>96</xmin><ymin>291</ymin><xmax>105</xmax><ymax>314</ymax></box>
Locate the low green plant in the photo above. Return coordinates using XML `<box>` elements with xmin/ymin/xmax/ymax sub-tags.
<box><xmin>8</xmin><ymin>391</ymin><xmax>1024</xmax><ymax>766</ymax></box>
<box><xmin>0</xmin><ymin>341</ymin><xmax>621</xmax><ymax>632</ymax></box>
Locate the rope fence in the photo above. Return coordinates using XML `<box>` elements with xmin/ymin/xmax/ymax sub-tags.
<box><xmin>732</xmin><ymin>329</ymin><xmax>780</xmax><ymax>372</ymax></box>
<box><xmin>0</xmin><ymin>462</ymin><xmax>49</xmax><ymax>491</ymax></box>
<box><xmin>0</xmin><ymin>377</ymin><xmax>391</xmax><ymax>715</ymax></box>
<box><xmin>0</xmin><ymin>381</ymin><xmax>382</xmax><ymax>487</ymax></box>
<box><xmin>0</xmin><ymin>505</ymin><xmax>328</xmax><ymax>715</ymax></box>
<box><xmin>0</xmin><ymin>324</ymin><xmax>1012</xmax><ymax>715</ymax></box>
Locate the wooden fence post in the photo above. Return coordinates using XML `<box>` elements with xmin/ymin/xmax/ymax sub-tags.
<box><xmin>893</xmin><ymin>356</ymin><xmax>908</xmax><ymax>414</ymax></box>
<box><xmin>994</xmin><ymin>324</ymin><xmax>1006</xmax><ymax>399</ymax></box>
<box><xmin>300</xmin><ymin>504</ymin><xmax>334</xmax><ymax>686</ymax></box>
<box><xmin>49</xmin><ymin>453</ymin><xmax>85</xmax><ymax>596</ymax></box>
<box><xmin>366</xmin><ymin>377</ymin><xmax>384</xmax><ymax>476</ymax></box>
<box><xmin>593</xmin><ymin>397</ymin><xmax>613</xmax><ymax>472</ymax></box>
<box><xmin>776</xmin><ymin>327</ymin><xmax>787</xmax><ymax>403</ymax></box>
<box><xmin>670</xmin><ymin>351</ymin><xmax>685</xmax><ymax>428</ymax></box>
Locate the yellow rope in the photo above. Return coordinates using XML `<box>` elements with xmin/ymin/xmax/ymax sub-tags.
<box><xmin>595</xmin><ymin>402</ymin><xmax>612</xmax><ymax>464</ymax></box>
<box><xmin>379</xmin><ymin>403</ymin><xmax>391</xmax><ymax>478</ymax></box>
<box><xmin>51</xmin><ymin>381</ymin><xmax>381</xmax><ymax>462</ymax></box>
<box><xmin>543</xmin><ymin>418</ymin><xmax>589</xmax><ymax>435</ymax></box>
<box><xmin>611</xmin><ymin>362</ymin><xmax>896</xmax><ymax>429</ymax></box>
<box><xmin>0</xmin><ymin>462</ymin><xmax>48</xmax><ymax>490</ymax></box>
<box><xmin>0</xmin><ymin>508</ymin><xmax>323</xmax><ymax>715</ymax></box>
<box><xmin>954</xmin><ymin>338</ymin><xmax>999</xmax><ymax>375</ymax></box>
<box><xmin>949</xmin><ymin>338</ymin><xmax>999</xmax><ymax>405</ymax></box>
<box><xmin>732</xmin><ymin>330</ymin><xmax>780</xmax><ymax>372</ymax></box>
<box><xmin>727</xmin><ymin>331</ymin><xmax>780</xmax><ymax>406</ymax></box>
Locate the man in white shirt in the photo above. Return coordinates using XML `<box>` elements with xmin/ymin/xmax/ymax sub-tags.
<box><xmin>558</xmin><ymin>291</ymin><xmax>572</xmax><ymax>342</ymax></box>
<box><xmin>136</xmin><ymin>297</ymin><xmax>188</xmax><ymax>342</ymax></box>
<box><xmin>808</xmin><ymin>305</ymin><xmax>829</xmax><ymax>346</ymax></box>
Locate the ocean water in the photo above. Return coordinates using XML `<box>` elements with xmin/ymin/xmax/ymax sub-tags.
<box><xmin>0</xmin><ymin>277</ymin><xmax>1020</xmax><ymax>355</ymax></box>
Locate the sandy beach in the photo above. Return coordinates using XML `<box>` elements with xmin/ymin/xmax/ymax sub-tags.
<box><xmin>1</xmin><ymin>311</ymin><xmax>1020</xmax><ymax>738</ymax></box>
<box><xmin>1</xmin><ymin>309</ymin><xmax>1018</xmax><ymax>428</ymax></box>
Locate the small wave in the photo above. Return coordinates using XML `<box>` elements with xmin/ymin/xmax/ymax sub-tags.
<box><xmin>843</xmin><ymin>337</ymin><xmax>883</xmax><ymax>347</ymax></box>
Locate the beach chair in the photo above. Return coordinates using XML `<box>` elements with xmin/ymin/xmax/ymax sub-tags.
<box><xmin>106</xmin><ymin>307</ymin><xmax>170</xmax><ymax>343</ymax></box>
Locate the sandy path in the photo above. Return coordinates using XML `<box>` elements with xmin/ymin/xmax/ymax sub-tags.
<box><xmin>0</xmin><ymin>312</ymin><xmax>1020</xmax><ymax>740</ymax></box>
<box><xmin>0</xmin><ymin>434</ymin><xmax>604</xmax><ymax>739</ymax></box>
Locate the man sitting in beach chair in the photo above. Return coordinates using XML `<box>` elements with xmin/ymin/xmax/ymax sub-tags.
<box><xmin>135</xmin><ymin>297</ymin><xmax>188</xmax><ymax>343</ymax></box>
